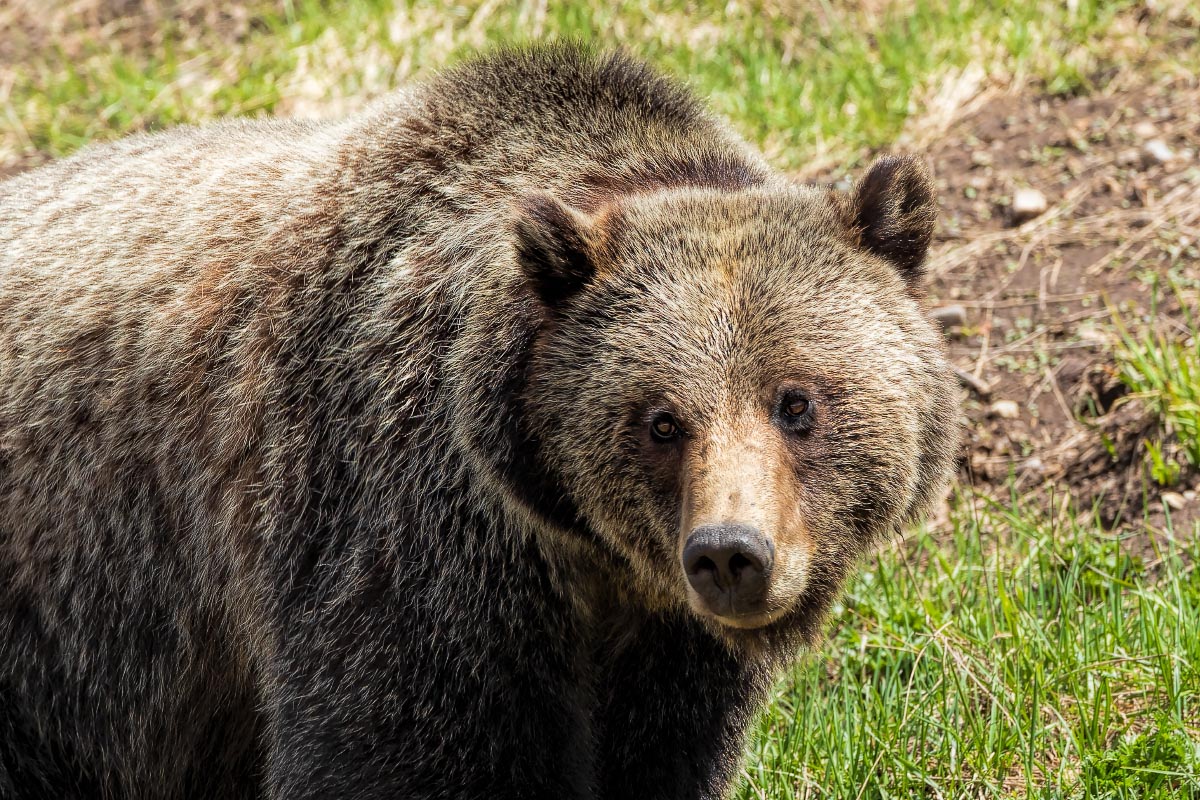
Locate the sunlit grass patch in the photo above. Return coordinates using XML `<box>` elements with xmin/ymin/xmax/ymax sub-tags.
<box><xmin>4</xmin><ymin>0</ymin><xmax>1195</xmax><ymax>172</ymax></box>
<box><xmin>739</xmin><ymin>492</ymin><xmax>1200</xmax><ymax>798</ymax></box>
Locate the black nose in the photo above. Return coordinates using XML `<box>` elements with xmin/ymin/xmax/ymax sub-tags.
<box><xmin>682</xmin><ymin>524</ymin><xmax>774</xmax><ymax>616</ymax></box>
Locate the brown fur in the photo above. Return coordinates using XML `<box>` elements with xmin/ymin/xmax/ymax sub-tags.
<box><xmin>0</xmin><ymin>44</ymin><xmax>958</xmax><ymax>799</ymax></box>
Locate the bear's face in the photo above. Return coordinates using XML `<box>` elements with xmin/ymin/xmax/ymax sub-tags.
<box><xmin>514</xmin><ymin>158</ymin><xmax>958</xmax><ymax>645</ymax></box>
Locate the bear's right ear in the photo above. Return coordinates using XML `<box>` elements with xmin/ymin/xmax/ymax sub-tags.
<box><xmin>841</xmin><ymin>155</ymin><xmax>938</xmax><ymax>291</ymax></box>
<box><xmin>513</xmin><ymin>192</ymin><xmax>597</xmax><ymax>307</ymax></box>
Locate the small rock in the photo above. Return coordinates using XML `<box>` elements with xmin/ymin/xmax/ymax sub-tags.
<box><xmin>930</xmin><ymin>305</ymin><xmax>967</xmax><ymax>330</ymax></box>
<box><xmin>989</xmin><ymin>400</ymin><xmax>1020</xmax><ymax>419</ymax></box>
<box><xmin>1011</xmin><ymin>188</ymin><xmax>1047</xmax><ymax>223</ymax></box>
<box><xmin>1116</xmin><ymin>148</ymin><xmax>1141</xmax><ymax>167</ymax></box>
<box><xmin>1162</xmin><ymin>491</ymin><xmax>1187</xmax><ymax>511</ymax></box>
<box><xmin>971</xmin><ymin>151</ymin><xmax>993</xmax><ymax>168</ymax></box>
<box><xmin>1133</xmin><ymin>120</ymin><xmax>1158</xmax><ymax>139</ymax></box>
<box><xmin>1076</xmin><ymin>319</ymin><xmax>1111</xmax><ymax>346</ymax></box>
<box><xmin>1142</xmin><ymin>139</ymin><xmax>1175</xmax><ymax>166</ymax></box>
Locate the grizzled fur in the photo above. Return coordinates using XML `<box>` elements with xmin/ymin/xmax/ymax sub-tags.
<box><xmin>0</xmin><ymin>45</ymin><xmax>958</xmax><ymax>799</ymax></box>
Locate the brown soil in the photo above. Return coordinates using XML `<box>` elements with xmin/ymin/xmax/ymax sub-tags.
<box><xmin>919</xmin><ymin>78</ymin><xmax>1200</xmax><ymax>534</ymax></box>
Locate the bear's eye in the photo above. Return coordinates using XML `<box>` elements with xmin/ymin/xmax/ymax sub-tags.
<box><xmin>778</xmin><ymin>391</ymin><xmax>815</xmax><ymax>432</ymax></box>
<box><xmin>648</xmin><ymin>413</ymin><xmax>682</xmax><ymax>443</ymax></box>
<box><xmin>785</xmin><ymin>396</ymin><xmax>810</xmax><ymax>418</ymax></box>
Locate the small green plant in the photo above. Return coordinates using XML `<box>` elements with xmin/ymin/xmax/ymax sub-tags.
<box><xmin>1112</xmin><ymin>282</ymin><xmax>1200</xmax><ymax>485</ymax></box>
<box><xmin>1145</xmin><ymin>440</ymin><xmax>1182</xmax><ymax>487</ymax></box>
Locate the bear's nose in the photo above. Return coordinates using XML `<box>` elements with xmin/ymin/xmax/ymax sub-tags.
<box><xmin>682</xmin><ymin>524</ymin><xmax>774</xmax><ymax>617</ymax></box>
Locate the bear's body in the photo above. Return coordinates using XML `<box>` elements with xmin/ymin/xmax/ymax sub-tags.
<box><xmin>0</xmin><ymin>46</ymin><xmax>958</xmax><ymax>799</ymax></box>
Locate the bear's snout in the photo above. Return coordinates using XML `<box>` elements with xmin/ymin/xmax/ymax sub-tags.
<box><xmin>682</xmin><ymin>524</ymin><xmax>774</xmax><ymax>619</ymax></box>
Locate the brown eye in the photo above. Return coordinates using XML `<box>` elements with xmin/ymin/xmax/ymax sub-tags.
<box><xmin>785</xmin><ymin>397</ymin><xmax>810</xmax><ymax>418</ymax></box>
<box><xmin>649</xmin><ymin>413</ymin><xmax>681</xmax><ymax>442</ymax></box>
<box><xmin>779</xmin><ymin>390</ymin><xmax>815</xmax><ymax>432</ymax></box>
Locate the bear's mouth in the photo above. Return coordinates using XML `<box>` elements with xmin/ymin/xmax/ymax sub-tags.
<box><xmin>684</xmin><ymin>592</ymin><xmax>793</xmax><ymax>630</ymax></box>
<box><xmin>710</xmin><ymin>608</ymin><xmax>791</xmax><ymax>630</ymax></box>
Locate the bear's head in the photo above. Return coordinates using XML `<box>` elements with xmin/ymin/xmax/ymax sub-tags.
<box><xmin>462</xmin><ymin>156</ymin><xmax>958</xmax><ymax>651</ymax></box>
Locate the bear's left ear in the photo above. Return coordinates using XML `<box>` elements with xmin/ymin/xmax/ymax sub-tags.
<box><xmin>513</xmin><ymin>192</ymin><xmax>597</xmax><ymax>307</ymax></box>
<box><xmin>842</xmin><ymin>155</ymin><xmax>938</xmax><ymax>290</ymax></box>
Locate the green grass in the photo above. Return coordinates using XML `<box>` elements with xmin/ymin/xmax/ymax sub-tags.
<box><xmin>7</xmin><ymin>1</ymin><xmax>1200</xmax><ymax>797</ymax></box>
<box><xmin>740</xmin><ymin>495</ymin><xmax>1200</xmax><ymax>798</ymax></box>
<box><xmin>4</xmin><ymin>0</ymin><xmax>1194</xmax><ymax>171</ymax></box>
<box><xmin>1114</xmin><ymin>284</ymin><xmax>1200</xmax><ymax>485</ymax></box>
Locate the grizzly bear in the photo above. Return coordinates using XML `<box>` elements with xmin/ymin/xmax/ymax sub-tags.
<box><xmin>0</xmin><ymin>44</ymin><xmax>958</xmax><ymax>799</ymax></box>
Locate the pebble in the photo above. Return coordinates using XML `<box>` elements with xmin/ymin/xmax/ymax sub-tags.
<box><xmin>1116</xmin><ymin>148</ymin><xmax>1141</xmax><ymax>167</ymax></box>
<box><xmin>1011</xmin><ymin>188</ymin><xmax>1047</xmax><ymax>223</ymax></box>
<box><xmin>971</xmin><ymin>151</ymin><xmax>993</xmax><ymax>168</ymax></box>
<box><xmin>1161</xmin><ymin>491</ymin><xmax>1187</xmax><ymax>511</ymax></box>
<box><xmin>1076</xmin><ymin>319</ymin><xmax>1110</xmax><ymax>346</ymax></box>
<box><xmin>1133</xmin><ymin>120</ymin><xmax>1158</xmax><ymax>139</ymax></box>
<box><xmin>1142</xmin><ymin>139</ymin><xmax>1175</xmax><ymax>166</ymax></box>
<box><xmin>989</xmin><ymin>400</ymin><xmax>1020</xmax><ymax>419</ymax></box>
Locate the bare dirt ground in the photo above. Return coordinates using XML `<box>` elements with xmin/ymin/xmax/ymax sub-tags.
<box><xmin>918</xmin><ymin>77</ymin><xmax>1200</xmax><ymax>536</ymax></box>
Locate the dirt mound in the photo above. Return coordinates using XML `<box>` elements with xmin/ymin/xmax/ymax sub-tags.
<box><xmin>921</xmin><ymin>78</ymin><xmax>1200</xmax><ymax>531</ymax></box>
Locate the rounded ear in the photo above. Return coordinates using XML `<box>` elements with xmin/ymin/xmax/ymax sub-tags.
<box><xmin>842</xmin><ymin>155</ymin><xmax>937</xmax><ymax>290</ymax></box>
<box><xmin>513</xmin><ymin>192</ymin><xmax>597</xmax><ymax>307</ymax></box>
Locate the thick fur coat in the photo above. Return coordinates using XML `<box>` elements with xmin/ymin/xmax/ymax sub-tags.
<box><xmin>0</xmin><ymin>46</ymin><xmax>959</xmax><ymax>799</ymax></box>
